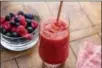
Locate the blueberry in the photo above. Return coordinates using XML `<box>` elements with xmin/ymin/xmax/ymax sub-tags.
<box><xmin>10</xmin><ymin>20</ymin><xmax>15</xmax><ymax>25</ymax></box>
<box><xmin>0</xmin><ymin>26</ymin><xmax>3</xmax><ymax>31</ymax></box>
<box><xmin>18</xmin><ymin>11</ymin><xmax>24</xmax><ymax>16</ymax></box>
<box><xmin>14</xmin><ymin>17</ymin><xmax>19</xmax><ymax>22</ymax></box>
<box><xmin>11</xmin><ymin>32</ymin><xmax>18</xmax><ymax>37</ymax></box>
<box><xmin>34</xmin><ymin>15</ymin><xmax>40</xmax><ymax>22</ymax></box>
<box><xmin>28</xmin><ymin>14</ymin><xmax>33</xmax><ymax>19</ymax></box>
<box><xmin>26</xmin><ymin>19</ymin><xmax>31</xmax><ymax>25</ymax></box>
<box><xmin>9</xmin><ymin>12</ymin><xmax>15</xmax><ymax>18</ymax></box>
<box><xmin>24</xmin><ymin>14</ymin><xmax>33</xmax><ymax>19</ymax></box>
<box><xmin>15</xmin><ymin>22</ymin><xmax>20</xmax><ymax>26</ymax></box>
<box><xmin>27</xmin><ymin>27</ymin><xmax>33</xmax><ymax>33</ymax></box>
<box><xmin>24</xmin><ymin>14</ymin><xmax>28</xmax><ymax>18</ymax></box>
<box><xmin>1</xmin><ymin>28</ymin><xmax>6</xmax><ymax>34</ymax></box>
<box><xmin>5</xmin><ymin>15</ymin><xmax>11</xmax><ymax>21</ymax></box>
<box><xmin>6</xmin><ymin>32</ymin><xmax>11</xmax><ymax>37</ymax></box>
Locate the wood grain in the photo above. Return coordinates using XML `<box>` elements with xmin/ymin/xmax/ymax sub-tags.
<box><xmin>99</xmin><ymin>33</ymin><xmax>101</xmax><ymax>37</ymax></box>
<box><xmin>45</xmin><ymin>2</ymin><xmax>92</xmax><ymax>31</ymax></box>
<box><xmin>63</xmin><ymin>47</ymin><xmax>76</xmax><ymax>68</ymax></box>
<box><xmin>15</xmin><ymin>45</ymin><xmax>42</xmax><ymax>68</ymax></box>
<box><xmin>70</xmin><ymin>34</ymin><xmax>101</xmax><ymax>57</ymax></box>
<box><xmin>1</xmin><ymin>2</ymin><xmax>25</xmax><ymax>16</ymax></box>
<box><xmin>79</xmin><ymin>2</ymin><xmax>101</xmax><ymax>25</ymax></box>
<box><xmin>1</xmin><ymin>47</ymin><xmax>36</xmax><ymax>62</ymax></box>
<box><xmin>70</xmin><ymin>24</ymin><xmax>101</xmax><ymax>41</ymax></box>
<box><xmin>23</xmin><ymin>2</ymin><xmax>52</xmax><ymax>20</ymax></box>
<box><xmin>15</xmin><ymin>46</ymin><xmax>76</xmax><ymax>68</ymax></box>
<box><xmin>1</xmin><ymin>60</ymin><xmax>18</xmax><ymax>68</ymax></box>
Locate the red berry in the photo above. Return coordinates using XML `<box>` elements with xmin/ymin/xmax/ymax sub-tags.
<box><xmin>23</xmin><ymin>34</ymin><xmax>32</xmax><ymax>40</ymax></box>
<box><xmin>11</xmin><ymin>26</ymin><xmax>16</xmax><ymax>32</ymax></box>
<box><xmin>16</xmin><ymin>25</ymin><xmax>28</xmax><ymax>36</ymax></box>
<box><xmin>0</xmin><ymin>16</ymin><xmax>5</xmax><ymax>24</ymax></box>
<box><xmin>19</xmin><ymin>15</ymin><xmax>27</xmax><ymax>27</ymax></box>
<box><xmin>31</xmin><ymin>20</ymin><xmax>38</xmax><ymax>29</ymax></box>
<box><xmin>3</xmin><ymin>21</ymin><xmax>11</xmax><ymax>31</ymax></box>
<box><xmin>11</xmin><ymin>17</ymin><xmax>15</xmax><ymax>20</ymax></box>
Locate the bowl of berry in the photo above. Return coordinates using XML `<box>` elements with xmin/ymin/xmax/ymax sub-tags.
<box><xmin>0</xmin><ymin>11</ymin><xmax>40</xmax><ymax>51</ymax></box>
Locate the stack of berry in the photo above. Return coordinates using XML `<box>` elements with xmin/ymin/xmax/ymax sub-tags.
<box><xmin>0</xmin><ymin>11</ymin><xmax>39</xmax><ymax>40</ymax></box>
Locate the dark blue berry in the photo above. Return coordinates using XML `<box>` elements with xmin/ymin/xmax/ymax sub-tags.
<box><xmin>24</xmin><ymin>14</ymin><xmax>33</xmax><ymax>19</ymax></box>
<box><xmin>6</xmin><ymin>32</ymin><xmax>11</xmax><ymax>37</ymax></box>
<box><xmin>14</xmin><ymin>17</ymin><xmax>19</xmax><ymax>22</ymax></box>
<box><xmin>0</xmin><ymin>26</ymin><xmax>3</xmax><ymax>31</ymax></box>
<box><xmin>18</xmin><ymin>11</ymin><xmax>24</xmax><ymax>16</ymax></box>
<box><xmin>24</xmin><ymin>14</ymin><xmax>28</xmax><ymax>18</ymax></box>
<box><xmin>11</xmin><ymin>32</ymin><xmax>18</xmax><ymax>37</ymax></box>
<box><xmin>15</xmin><ymin>22</ymin><xmax>20</xmax><ymax>26</ymax></box>
<box><xmin>27</xmin><ymin>27</ymin><xmax>33</xmax><ymax>33</ymax></box>
<box><xmin>26</xmin><ymin>19</ymin><xmax>31</xmax><ymax>25</ymax></box>
<box><xmin>5</xmin><ymin>15</ymin><xmax>11</xmax><ymax>21</ymax></box>
<box><xmin>34</xmin><ymin>15</ymin><xmax>40</xmax><ymax>22</ymax></box>
<box><xmin>9</xmin><ymin>12</ymin><xmax>15</xmax><ymax>18</ymax></box>
<box><xmin>1</xmin><ymin>28</ymin><xmax>6</xmax><ymax>34</ymax></box>
<box><xmin>10</xmin><ymin>20</ymin><xmax>15</xmax><ymax>25</ymax></box>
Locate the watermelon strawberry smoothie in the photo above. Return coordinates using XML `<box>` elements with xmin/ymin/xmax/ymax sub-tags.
<box><xmin>39</xmin><ymin>18</ymin><xmax>69</xmax><ymax>65</ymax></box>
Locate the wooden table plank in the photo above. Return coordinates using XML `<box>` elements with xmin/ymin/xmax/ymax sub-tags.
<box><xmin>1</xmin><ymin>2</ymin><xmax>25</xmax><ymax>16</ymax></box>
<box><xmin>70</xmin><ymin>34</ymin><xmax>101</xmax><ymax>57</ymax></box>
<box><xmin>1</xmin><ymin>47</ymin><xmax>35</xmax><ymax>62</ymax></box>
<box><xmin>23</xmin><ymin>2</ymin><xmax>52</xmax><ymax>20</ymax></box>
<box><xmin>79</xmin><ymin>2</ymin><xmax>101</xmax><ymax>25</ymax></box>
<box><xmin>99</xmin><ymin>33</ymin><xmax>101</xmax><ymax>37</ymax></box>
<box><xmin>15</xmin><ymin>45</ymin><xmax>42</xmax><ymax>68</ymax></box>
<box><xmin>45</xmin><ymin>2</ymin><xmax>92</xmax><ymax>31</ymax></box>
<box><xmin>15</xmin><ymin>46</ymin><xmax>76</xmax><ymax>68</ymax></box>
<box><xmin>1</xmin><ymin>59</ymin><xmax>18</xmax><ymax>68</ymax></box>
<box><xmin>70</xmin><ymin>24</ymin><xmax>101</xmax><ymax>41</ymax></box>
<box><xmin>63</xmin><ymin>47</ymin><xmax>76</xmax><ymax>68</ymax></box>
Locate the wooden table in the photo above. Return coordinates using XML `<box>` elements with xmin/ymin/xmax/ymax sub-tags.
<box><xmin>1</xmin><ymin>1</ymin><xmax>101</xmax><ymax>68</ymax></box>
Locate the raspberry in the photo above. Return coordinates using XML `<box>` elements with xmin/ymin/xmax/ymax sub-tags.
<box><xmin>23</xmin><ymin>34</ymin><xmax>32</xmax><ymax>40</ymax></box>
<box><xmin>31</xmin><ymin>20</ymin><xmax>38</xmax><ymax>29</ymax></box>
<box><xmin>11</xmin><ymin>17</ymin><xmax>15</xmax><ymax>20</ymax></box>
<box><xmin>3</xmin><ymin>21</ymin><xmax>11</xmax><ymax>31</ymax></box>
<box><xmin>19</xmin><ymin>15</ymin><xmax>27</xmax><ymax>27</ymax></box>
<box><xmin>11</xmin><ymin>26</ymin><xmax>16</xmax><ymax>32</ymax></box>
<box><xmin>16</xmin><ymin>25</ymin><xmax>28</xmax><ymax>36</ymax></box>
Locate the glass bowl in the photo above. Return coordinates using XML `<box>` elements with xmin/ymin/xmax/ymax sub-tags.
<box><xmin>1</xmin><ymin>9</ymin><xmax>40</xmax><ymax>51</ymax></box>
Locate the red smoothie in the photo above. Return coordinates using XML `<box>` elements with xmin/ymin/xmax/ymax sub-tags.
<box><xmin>39</xmin><ymin>18</ymin><xmax>69</xmax><ymax>64</ymax></box>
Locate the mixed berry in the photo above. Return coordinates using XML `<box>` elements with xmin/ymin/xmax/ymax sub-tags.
<box><xmin>0</xmin><ymin>11</ymin><xmax>39</xmax><ymax>40</ymax></box>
